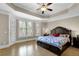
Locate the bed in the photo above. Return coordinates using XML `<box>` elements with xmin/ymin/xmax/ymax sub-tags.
<box><xmin>37</xmin><ymin>26</ymin><xmax>72</xmax><ymax>56</ymax></box>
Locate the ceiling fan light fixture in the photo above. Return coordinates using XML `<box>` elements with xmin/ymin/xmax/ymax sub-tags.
<box><xmin>37</xmin><ymin>3</ymin><xmax>53</xmax><ymax>14</ymax></box>
<box><xmin>41</xmin><ymin>7</ymin><xmax>47</xmax><ymax>11</ymax></box>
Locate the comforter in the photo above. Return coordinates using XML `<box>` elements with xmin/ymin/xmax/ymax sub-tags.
<box><xmin>38</xmin><ymin>36</ymin><xmax>70</xmax><ymax>49</ymax></box>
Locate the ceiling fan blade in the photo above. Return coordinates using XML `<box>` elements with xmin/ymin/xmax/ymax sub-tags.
<box><xmin>42</xmin><ymin>11</ymin><xmax>44</xmax><ymax>14</ymax></box>
<box><xmin>47</xmin><ymin>8</ymin><xmax>53</xmax><ymax>11</ymax></box>
<box><xmin>47</xmin><ymin>3</ymin><xmax>52</xmax><ymax>6</ymax></box>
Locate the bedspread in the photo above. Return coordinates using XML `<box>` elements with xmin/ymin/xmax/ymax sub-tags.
<box><xmin>38</xmin><ymin>36</ymin><xmax>70</xmax><ymax>49</ymax></box>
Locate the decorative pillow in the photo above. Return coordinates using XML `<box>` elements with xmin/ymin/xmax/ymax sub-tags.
<box><xmin>60</xmin><ymin>34</ymin><xmax>65</xmax><ymax>37</ymax></box>
<box><xmin>52</xmin><ymin>33</ymin><xmax>60</xmax><ymax>37</ymax></box>
<box><xmin>65</xmin><ymin>34</ymin><xmax>69</xmax><ymax>37</ymax></box>
<box><xmin>60</xmin><ymin>34</ymin><xmax>69</xmax><ymax>37</ymax></box>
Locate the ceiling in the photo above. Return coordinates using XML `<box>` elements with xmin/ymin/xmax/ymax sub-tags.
<box><xmin>12</xmin><ymin>3</ymin><xmax>73</xmax><ymax>18</ymax></box>
<box><xmin>0</xmin><ymin>3</ymin><xmax>79</xmax><ymax>22</ymax></box>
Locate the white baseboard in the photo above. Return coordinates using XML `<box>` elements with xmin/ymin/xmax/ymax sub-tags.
<box><xmin>0</xmin><ymin>42</ymin><xmax>15</xmax><ymax>49</ymax></box>
<box><xmin>16</xmin><ymin>39</ymin><xmax>35</xmax><ymax>43</ymax></box>
<box><xmin>0</xmin><ymin>39</ymin><xmax>35</xmax><ymax>49</ymax></box>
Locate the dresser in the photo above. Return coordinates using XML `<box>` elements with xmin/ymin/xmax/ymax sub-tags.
<box><xmin>73</xmin><ymin>36</ymin><xmax>79</xmax><ymax>48</ymax></box>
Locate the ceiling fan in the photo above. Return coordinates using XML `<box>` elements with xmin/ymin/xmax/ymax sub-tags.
<box><xmin>36</xmin><ymin>3</ymin><xmax>53</xmax><ymax>14</ymax></box>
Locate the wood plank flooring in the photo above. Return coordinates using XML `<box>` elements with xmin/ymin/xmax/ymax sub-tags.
<box><xmin>0</xmin><ymin>40</ymin><xmax>79</xmax><ymax>56</ymax></box>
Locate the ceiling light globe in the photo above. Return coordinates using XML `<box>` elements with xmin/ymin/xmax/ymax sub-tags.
<box><xmin>41</xmin><ymin>7</ymin><xmax>47</xmax><ymax>11</ymax></box>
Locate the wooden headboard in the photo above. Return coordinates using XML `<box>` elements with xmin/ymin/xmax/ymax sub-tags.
<box><xmin>51</xmin><ymin>26</ymin><xmax>71</xmax><ymax>35</ymax></box>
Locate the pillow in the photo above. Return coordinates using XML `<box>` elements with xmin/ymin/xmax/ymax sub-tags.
<box><xmin>60</xmin><ymin>34</ymin><xmax>69</xmax><ymax>37</ymax></box>
<box><xmin>60</xmin><ymin>34</ymin><xmax>65</xmax><ymax>37</ymax></box>
<box><xmin>65</xmin><ymin>34</ymin><xmax>69</xmax><ymax>37</ymax></box>
<box><xmin>52</xmin><ymin>33</ymin><xmax>60</xmax><ymax>37</ymax></box>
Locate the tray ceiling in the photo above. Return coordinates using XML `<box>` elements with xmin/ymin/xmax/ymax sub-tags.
<box><xmin>1</xmin><ymin>3</ymin><xmax>79</xmax><ymax>22</ymax></box>
<box><xmin>13</xmin><ymin>3</ymin><xmax>73</xmax><ymax>18</ymax></box>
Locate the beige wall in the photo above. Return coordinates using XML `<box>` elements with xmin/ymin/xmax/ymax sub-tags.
<box><xmin>0</xmin><ymin>14</ymin><xmax>9</xmax><ymax>45</ymax></box>
<box><xmin>47</xmin><ymin>16</ymin><xmax>79</xmax><ymax>37</ymax></box>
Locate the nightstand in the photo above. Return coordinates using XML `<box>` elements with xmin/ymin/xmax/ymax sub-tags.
<box><xmin>43</xmin><ymin>33</ymin><xmax>49</xmax><ymax>36</ymax></box>
<box><xmin>73</xmin><ymin>37</ymin><xmax>79</xmax><ymax>48</ymax></box>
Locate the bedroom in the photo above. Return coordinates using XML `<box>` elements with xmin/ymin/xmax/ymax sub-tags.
<box><xmin>0</xmin><ymin>3</ymin><xmax>79</xmax><ymax>56</ymax></box>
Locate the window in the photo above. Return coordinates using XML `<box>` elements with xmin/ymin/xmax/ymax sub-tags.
<box><xmin>18</xmin><ymin>20</ymin><xmax>26</xmax><ymax>38</ymax></box>
<box><xmin>18</xmin><ymin>20</ymin><xmax>41</xmax><ymax>38</ymax></box>
<box><xmin>35</xmin><ymin>23</ymin><xmax>41</xmax><ymax>36</ymax></box>
<box><xmin>27</xmin><ymin>21</ymin><xmax>33</xmax><ymax>36</ymax></box>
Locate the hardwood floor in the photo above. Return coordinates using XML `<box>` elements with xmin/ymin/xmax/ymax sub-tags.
<box><xmin>0</xmin><ymin>40</ymin><xmax>79</xmax><ymax>56</ymax></box>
